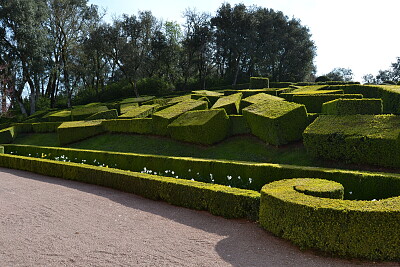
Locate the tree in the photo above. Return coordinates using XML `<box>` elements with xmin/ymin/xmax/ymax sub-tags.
<box><xmin>362</xmin><ymin>74</ymin><xmax>377</xmax><ymax>84</ymax></box>
<box><xmin>325</xmin><ymin>68</ymin><xmax>354</xmax><ymax>82</ymax></box>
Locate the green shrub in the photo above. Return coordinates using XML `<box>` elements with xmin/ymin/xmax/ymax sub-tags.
<box><xmin>152</xmin><ymin>100</ymin><xmax>208</xmax><ymax>136</ymax></box>
<box><xmin>269</xmin><ymin>82</ymin><xmax>293</xmax><ymax>88</ymax></box>
<box><xmin>280</xmin><ymin>90</ymin><xmax>344</xmax><ymax>102</ymax></box>
<box><xmin>321</xmin><ymin>99</ymin><xmax>383</xmax><ymax>115</ymax></box>
<box><xmin>86</xmin><ymin>109</ymin><xmax>118</xmax><ymax>120</ymax></box>
<box><xmin>119</xmin><ymin>96</ymin><xmax>155</xmax><ymax>105</ymax></box>
<box><xmin>119</xmin><ymin>105</ymin><xmax>159</xmax><ymax>119</ymax></box>
<box><xmin>32</xmin><ymin>122</ymin><xmax>62</xmax><ymax>133</ymax></box>
<box><xmin>211</xmin><ymin>93</ymin><xmax>242</xmax><ymax>115</ymax></box>
<box><xmin>229</xmin><ymin>115</ymin><xmax>251</xmax><ymax>136</ymax></box>
<box><xmin>291</xmin><ymin>94</ymin><xmax>363</xmax><ymax>113</ymax></box>
<box><xmin>102</xmin><ymin>118</ymin><xmax>153</xmax><ymax>134</ymax></box>
<box><xmin>57</xmin><ymin>120</ymin><xmax>105</xmax><ymax>145</ymax></box>
<box><xmin>0</xmin><ymin>127</ymin><xmax>15</xmax><ymax>143</ymax></box>
<box><xmin>4</xmin><ymin>144</ymin><xmax>400</xmax><ymax>200</ymax></box>
<box><xmin>46</xmin><ymin>110</ymin><xmax>72</xmax><ymax>122</ymax></box>
<box><xmin>136</xmin><ymin>77</ymin><xmax>175</xmax><ymax>95</ymax></box>
<box><xmin>120</xmin><ymin>103</ymin><xmax>139</xmax><ymax>114</ymax></box>
<box><xmin>191</xmin><ymin>93</ymin><xmax>221</xmax><ymax>105</ymax></box>
<box><xmin>71</xmin><ymin>106</ymin><xmax>109</xmax><ymax>121</ymax></box>
<box><xmin>224</xmin><ymin>89</ymin><xmax>277</xmax><ymax>97</ymax></box>
<box><xmin>168</xmin><ymin>109</ymin><xmax>230</xmax><ymax>145</ymax></box>
<box><xmin>250</xmin><ymin>77</ymin><xmax>269</xmax><ymax>89</ymax></box>
<box><xmin>0</xmin><ymin>153</ymin><xmax>260</xmax><ymax>220</ymax></box>
<box><xmin>259</xmin><ymin>178</ymin><xmax>400</xmax><ymax>261</ymax></box>
<box><xmin>240</xmin><ymin>93</ymin><xmax>284</xmax><ymax>111</ymax></box>
<box><xmin>303</xmin><ymin>115</ymin><xmax>400</xmax><ymax>168</ymax></box>
<box><xmin>243</xmin><ymin>100</ymin><xmax>308</xmax><ymax>145</ymax></box>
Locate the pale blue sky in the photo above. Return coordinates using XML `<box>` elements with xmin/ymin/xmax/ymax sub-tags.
<box><xmin>89</xmin><ymin>0</ymin><xmax>400</xmax><ymax>81</ymax></box>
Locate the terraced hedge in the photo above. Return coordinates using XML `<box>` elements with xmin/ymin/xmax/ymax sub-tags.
<box><xmin>211</xmin><ymin>93</ymin><xmax>242</xmax><ymax>114</ymax></box>
<box><xmin>86</xmin><ymin>109</ymin><xmax>118</xmax><ymax>120</ymax></box>
<box><xmin>321</xmin><ymin>99</ymin><xmax>383</xmax><ymax>115</ymax></box>
<box><xmin>260</xmin><ymin>178</ymin><xmax>400</xmax><ymax>261</ymax></box>
<box><xmin>168</xmin><ymin>109</ymin><xmax>230</xmax><ymax>145</ymax></box>
<box><xmin>303</xmin><ymin>115</ymin><xmax>400</xmax><ymax>168</ymax></box>
<box><xmin>57</xmin><ymin>120</ymin><xmax>105</xmax><ymax>145</ymax></box>
<box><xmin>101</xmin><ymin>118</ymin><xmax>153</xmax><ymax>134</ymax></box>
<box><xmin>291</xmin><ymin>94</ymin><xmax>363</xmax><ymax>113</ymax></box>
<box><xmin>119</xmin><ymin>104</ymin><xmax>159</xmax><ymax>119</ymax></box>
<box><xmin>240</xmin><ymin>93</ymin><xmax>284</xmax><ymax>111</ymax></box>
<box><xmin>243</xmin><ymin>100</ymin><xmax>308</xmax><ymax>145</ymax></box>
<box><xmin>71</xmin><ymin>105</ymin><xmax>109</xmax><ymax>121</ymax></box>
<box><xmin>0</xmin><ymin>153</ymin><xmax>260</xmax><ymax>221</ymax></box>
<box><xmin>280</xmin><ymin>90</ymin><xmax>344</xmax><ymax>101</ymax></box>
<box><xmin>250</xmin><ymin>77</ymin><xmax>269</xmax><ymax>89</ymax></box>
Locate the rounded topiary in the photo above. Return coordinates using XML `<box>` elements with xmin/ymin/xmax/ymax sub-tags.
<box><xmin>315</xmin><ymin>75</ymin><xmax>330</xmax><ymax>82</ymax></box>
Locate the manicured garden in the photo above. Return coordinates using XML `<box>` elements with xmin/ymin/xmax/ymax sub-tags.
<box><xmin>1</xmin><ymin>79</ymin><xmax>400</xmax><ymax>261</ymax></box>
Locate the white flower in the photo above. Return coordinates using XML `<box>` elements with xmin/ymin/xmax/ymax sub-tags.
<box><xmin>249</xmin><ymin>178</ymin><xmax>253</xmax><ymax>183</ymax></box>
<box><xmin>372</xmin><ymin>199</ymin><xmax>377</xmax><ymax>201</ymax></box>
<box><xmin>191</xmin><ymin>178</ymin><xmax>194</xmax><ymax>181</ymax></box>
<box><xmin>238</xmin><ymin>176</ymin><xmax>241</xmax><ymax>179</ymax></box>
<box><xmin>188</xmin><ymin>169</ymin><xmax>191</xmax><ymax>172</ymax></box>
<box><xmin>175</xmin><ymin>176</ymin><xmax>178</xmax><ymax>178</ymax></box>
<box><xmin>227</xmin><ymin>175</ymin><xmax>232</xmax><ymax>180</ymax></box>
<box><xmin>154</xmin><ymin>172</ymin><xmax>157</xmax><ymax>175</ymax></box>
<box><xmin>349</xmin><ymin>191</ymin><xmax>353</xmax><ymax>195</ymax></box>
<box><xmin>171</xmin><ymin>171</ymin><xmax>175</xmax><ymax>175</ymax></box>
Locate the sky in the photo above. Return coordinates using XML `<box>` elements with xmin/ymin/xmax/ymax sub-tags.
<box><xmin>88</xmin><ymin>0</ymin><xmax>400</xmax><ymax>82</ymax></box>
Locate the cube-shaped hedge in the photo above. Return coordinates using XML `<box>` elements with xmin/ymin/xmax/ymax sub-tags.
<box><xmin>321</xmin><ymin>99</ymin><xmax>383</xmax><ymax>115</ymax></box>
<box><xmin>211</xmin><ymin>93</ymin><xmax>242</xmax><ymax>115</ymax></box>
<box><xmin>102</xmin><ymin>118</ymin><xmax>153</xmax><ymax>134</ymax></box>
<box><xmin>119</xmin><ymin>104</ymin><xmax>159</xmax><ymax>119</ymax></box>
<box><xmin>71</xmin><ymin>106</ymin><xmax>109</xmax><ymax>121</ymax></box>
<box><xmin>250</xmin><ymin>77</ymin><xmax>269</xmax><ymax>89</ymax></box>
<box><xmin>168</xmin><ymin>109</ymin><xmax>230</xmax><ymax>145</ymax></box>
<box><xmin>0</xmin><ymin>127</ymin><xmax>16</xmax><ymax>144</ymax></box>
<box><xmin>240</xmin><ymin>93</ymin><xmax>284</xmax><ymax>111</ymax></box>
<box><xmin>86</xmin><ymin>109</ymin><xmax>118</xmax><ymax>120</ymax></box>
<box><xmin>229</xmin><ymin>115</ymin><xmax>251</xmax><ymax>135</ymax></box>
<box><xmin>57</xmin><ymin>120</ymin><xmax>105</xmax><ymax>145</ymax></box>
<box><xmin>224</xmin><ymin>89</ymin><xmax>277</xmax><ymax>97</ymax></box>
<box><xmin>292</xmin><ymin>94</ymin><xmax>363</xmax><ymax>113</ymax></box>
<box><xmin>191</xmin><ymin>93</ymin><xmax>221</xmax><ymax>105</ymax></box>
<box><xmin>303</xmin><ymin>115</ymin><xmax>400</xmax><ymax>168</ymax></box>
<box><xmin>280</xmin><ymin>90</ymin><xmax>344</xmax><ymax>101</ymax></box>
<box><xmin>242</xmin><ymin>100</ymin><xmax>308</xmax><ymax>145</ymax></box>
<box><xmin>152</xmin><ymin>100</ymin><xmax>208</xmax><ymax>136</ymax></box>
<box><xmin>46</xmin><ymin>110</ymin><xmax>72</xmax><ymax>122</ymax></box>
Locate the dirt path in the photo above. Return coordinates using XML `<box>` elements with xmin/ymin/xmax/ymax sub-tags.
<box><xmin>0</xmin><ymin>167</ymin><xmax>398</xmax><ymax>267</ymax></box>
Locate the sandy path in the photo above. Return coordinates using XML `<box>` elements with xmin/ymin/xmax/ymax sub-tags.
<box><xmin>0</xmin><ymin>167</ymin><xmax>397</xmax><ymax>267</ymax></box>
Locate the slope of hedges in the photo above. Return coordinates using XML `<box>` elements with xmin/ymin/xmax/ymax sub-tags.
<box><xmin>57</xmin><ymin>120</ymin><xmax>105</xmax><ymax>145</ymax></box>
<box><xmin>321</xmin><ymin>99</ymin><xmax>383</xmax><ymax>115</ymax></box>
<box><xmin>211</xmin><ymin>93</ymin><xmax>242</xmax><ymax>115</ymax></box>
<box><xmin>292</xmin><ymin>94</ymin><xmax>363</xmax><ymax>113</ymax></box>
<box><xmin>240</xmin><ymin>93</ymin><xmax>284</xmax><ymax>111</ymax></box>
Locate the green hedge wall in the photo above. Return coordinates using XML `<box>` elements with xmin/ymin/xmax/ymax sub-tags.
<box><xmin>303</xmin><ymin>115</ymin><xmax>400</xmax><ymax>168</ymax></box>
<box><xmin>119</xmin><ymin>105</ymin><xmax>159</xmax><ymax>119</ymax></box>
<box><xmin>242</xmin><ymin>100</ymin><xmax>308</xmax><ymax>145</ymax></box>
<box><xmin>152</xmin><ymin>100</ymin><xmax>208</xmax><ymax>136</ymax></box>
<box><xmin>86</xmin><ymin>109</ymin><xmax>119</xmax><ymax>120</ymax></box>
<box><xmin>224</xmin><ymin>89</ymin><xmax>277</xmax><ymax>97</ymax></box>
<box><xmin>0</xmin><ymin>127</ymin><xmax>15</xmax><ymax>143</ymax></box>
<box><xmin>46</xmin><ymin>110</ymin><xmax>72</xmax><ymax>122</ymax></box>
<box><xmin>259</xmin><ymin>178</ymin><xmax>400</xmax><ymax>261</ymax></box>
<box><xmin>280</xmin><ymin>90</ymin><xmax>344</xmax><ymax>101</ymax></box>
<box><xmin>0</xmin><ymin>153</ymin><xmax>260</xmax><ymax>221</ymax></box>
<box><xmin>32</xmin><ymin>122</ymin><xmax>62</xmax><ymax>133</ymax></box>
<box><xmin>191</xmin><ymin>94</ymin><xmax>221</xmax><ymax>105</ymax></box>
<box><xmin>240</xmin><ymin>93</ymin><xmax>284</xmax><ymax>111</ymax></box>
<box><xmin>211</xmin><ymin>93</ymin><xmax>242</xmax><ymax>115</ymax></box>
<box><xmin>101</xmin><ymin>118</ymin><xmax>153</xmax><ymax>134</ymax></box>
<box><xmin>229</xmin><ymin>115</ymin><xmax>251</xmax><ymax>136</ymax></box>
<box><xmin>250</xmin><ymin>77</ymin><xmax>269</xmax><ymax>89</ymax></box>
<box><xmin>5</xmin><ymin>144</ymin><xmax>400</xmax><ymax>200</ymax></box>
<box><xmin>57</xmin><ymin>120</ymin><xmax>105</xmax><ymax>145</ymax></box>
<box><xmin>321</xmin><ymin>99</ymin><xmax>383</xmax><ymax>115</ymax></box>
<box><xmin>291</xmin><ymin>94</ymin><xmax>363</xmax><ymax>113</ymax></box>
<box><xmin>71</xmin><ymin>105</ymin><xmax>109</xmax><ymax>121</ymax></box>
<box><xmin>168</xmin><ymin>109</ymin><xmax>230</xmax><ymax>145</ymax></box>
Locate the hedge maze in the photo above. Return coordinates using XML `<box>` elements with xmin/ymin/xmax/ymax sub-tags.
<box><xmin>2</xmin><ymin>79</ymin><xmax>400</xmax><ymax>261</ymax></box>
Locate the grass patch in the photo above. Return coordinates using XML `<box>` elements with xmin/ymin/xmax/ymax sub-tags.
<box><xmin>13</xmin><ymin>133</ymin><xmax>59</xmax><ymax>147</ymax></box>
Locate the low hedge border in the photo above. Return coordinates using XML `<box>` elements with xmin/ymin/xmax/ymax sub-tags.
<box><xmin>259</xmin><ymin>178</ymin><xmax>400</xmax><ymax>261</ymax></box>
<box><xmin>0</xmin><ymin>153</ymin><xmax>260</xmax><ymax>221</ymax></box>
<box><xmin>3</xmin><ymin>144</ymin><xmax>400</xmax><ymax>201</ymax></box>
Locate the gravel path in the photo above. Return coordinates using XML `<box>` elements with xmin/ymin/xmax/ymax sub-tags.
<box><xmin>0</xmin><ymin>167</ymin><xmax>398</xmax><ymax>267</ymax></box>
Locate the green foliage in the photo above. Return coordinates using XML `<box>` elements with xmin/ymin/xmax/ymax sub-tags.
<box><xmin>224</xmin><ymin>89</ymin><xmax>277</xmax><ymax>97</ymax></box>
<box><xmin>101</xmin><ymin>118</ymin><xmax>153</xmax><ymax>134</ymax></box>
<box><xmin>136</xmin><ymin>77</ymin><xmax>175</xmax><ymax>95</ymax></box>
<box><xmin>0</xmin><ymin>153</ymin><xmax>260</xmax><ymax>220</ymax></box>
<box><xmin>303</xmin><ymin>115</ymin><xmax>400</xmax><ymax>168</ymax></box>
<box><xmin>57</xmin><ymin>120</ymin><xmax>105</xmax><ymax>145</ymax></box>
<box><xmin>86</xmin><ymin>109</ymin><xmax>118</xmax><ymax>120</ymax></box>
<box><xmin>280</xmin><ymin>89</ymin><xmax>344</xmax><ymax>101</ymax></box>
<box><xmin>240</xmin><ymin>93</ymin><xmax>284</xmax><ymax>111</ymax></box>
<box><xmin>269</xmin><ymin>82</ymin><xmax>293</xmax><ymax>88</ymax></box>
<box><xmin>119</xmin><ymin>105</ymin><xmax>159</xmax><ymax>118</ymax></box>
<box><xmin>322</xmin><ymin>99</ymin><xmax>383</xmax><ymax>115</ymax></box>
<box><xmin>168</xmin><ymin>109</ymin><xmax>230</xmax><ymax>145</ymax></box>
<box><xmin>291</xmin><ymin>94</ymin><xmax>363</xmax><ymax>113</ymax></box>
<box><xmin>152</xmin><ymin>100</ymin><xmax>208</xmax><ymax>135</ymax></box>
<box><xmin>315</xmin><ymin>76</ymin><xmax>330</xmax><ymax>82</ymax></box>
<box><xmin>259</xmin><ymin>178</ymin><xmax>400</xmax><ymax>261</ymax></box>
<box><xmin>191</xmin><ymin>91</ymin><xmax>222</xmax><ymax>105</ymax></box>
<box><xmin>211</xmin><ymin>93</ymin><xmax>242</xmax><ymax>114</ymax></box>
<box><xmin>243</xmin><ymin>100</ymin><xmax>308</xmax><ymax>145</ymax></box>
<box><xmin>0</xmin><ymin>127</ymin><xmax>15</xmax><ymax>144</ymax></box>
<box><xmin>71</xmin><ymin>105</ymin><xmax>109</xmax><ymax>121</ymax></box>
<box><xmin>250</xmin><ymin>77</ymin><xmax>269</xmax><ymax>89</ymax></box>
<box><xmin>32</xmin><ymin>122</ymin><xmax>62</xmax><ymax>133</ymax></box>
<box><xmin>229</xmin><ymin>115</ymin><xmax>251</xmax><ymax>135</ymax></box>
<box><xmin>45</xmin><ymin>110</ymin><xmax>72</xmax><ymax>122</ymax></box>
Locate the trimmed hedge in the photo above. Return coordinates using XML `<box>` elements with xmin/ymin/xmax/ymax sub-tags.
<box><xmin>240</xmin><ymin>93</ymin><xmax>284</xmax><ymax>111</ymax></box>
<box><xmin>303</xmin><ymin>115</ymin><xmax>400</xmax><ymax>168</ymax></box>
<box><xmin>71</xmin><ymin>106</ymin><xmax>109</xmax><ymax>121</ymax></box>
<box><xmin>292</xmin><ymin>94</ymin><xmax>363</xmax><ymax>113</ymax></box>
<box><xmin>321</xmin><ymin>99</ymin><xmax>383</xmax><ymax>115</ymax></box>
<box><xmin>119</xmin><ymin>105</ymin><xmax>159</xmax><ymax>119</ymax></box>
<box><xmin>166</xmin><ymin>95</ymin><xmax>192</xmax><ymax>105</ymax></box>
<box><xmin>269</xmin><ymin>82</ymin><xmax>293</xmax><ymax>88</ymax></box>
<box><xmin>0</xmin><ymin>127</ymin><xmax>15</xmax><ymax>143</ymax></box>
<box><xmin>280</xmin><ymin>90</ymin><xmax>344</xmax><ymax>102</ymax></box>
<box><xmin>243</xmin><ymin>100</ymin><xmax>308</xmax><ymax>145</ymax></box>
<box><xmin>211</xmin><ymin>93</ymin><xmax>242</xmax><ymax>115</ymax></box>
<box><xmin>259</xmin><ymin>178</ymin><xmax>400</xmax><ymax>261</ymax></box>
<box><xmin>46</xmin><ymin>110</ymin><xmax>72</xmax><ymax>122</ymax></box>
<box><xmin>32</xmin><ymin>122</ymin><xmax>62</xmax><ymax>133</ymax></box>
<box><xmin>250</xmin><ymin>77</ymin><xmax>269</xmax><ymax>89</ymax></box>
<box><xmin>152</xmin><ymin>100</ymin><xmax>208</xmax><ymax>136</ymax></box>
<box><xmin>229</xmin><ymin>115</ymin><xmax>251</xmax><ymax>135</ymax></box>
<box><xmin>3</xmin><ymin>144</ymin><xmax>400</xmax><ymax>200</ymax></box>
<box><xmin>224</xmin><ymin>89</ymin><xmax>277</xmax><ymax>97</ymax></box>
<box><xmin>168</xmin><ymin>109</ymin><xmax>230</xmax><ymax>145</ymax></box>
<box><xmin>102</xmin><ymin>118</ymin><xmax>153</xmax><ymax>134</ymax></box>
<box><xmin>191</xmin><ymin>94</ymin><xmax>221</xmax><ymax>105</ymax></box>
<box><xmin>57</xmin><ymin>120</ymin><xmax>105</xmax><ymax>145</ymax></box>
<box><xmin>120</xmin><ymin>103</ymin><xmax>139</xmax><ymax>114</ymax></box>
<box><xmin>86</xmin><ymin>109</ymin><xmax>118</xmax><ymax>120</ymax></box>
<box><xmin>0</xmin><ymin>153</ymin><xmax>260</xmax><ymax>220</ymax></box>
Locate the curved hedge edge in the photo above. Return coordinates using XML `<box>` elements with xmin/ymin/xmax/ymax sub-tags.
<box><xmin>260</xmin><ymin>178</ymin><xmax>400</xmax><ymax>261</ymax></box>
<box><xmin>0</xmin><ymin>153</ymin><xmax>260</xmax><ymax>221</ymax></box>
